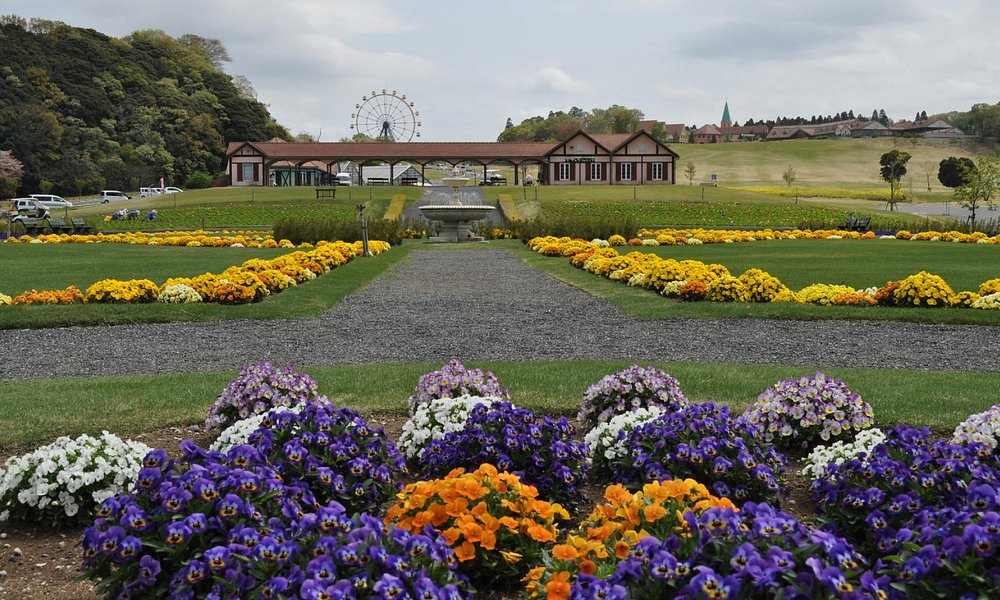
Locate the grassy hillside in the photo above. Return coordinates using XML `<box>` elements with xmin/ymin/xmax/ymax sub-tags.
<box><xmin>675</xmin><ymin>137</ymin><xmax>986</xmax><ymax>192</ymax></box>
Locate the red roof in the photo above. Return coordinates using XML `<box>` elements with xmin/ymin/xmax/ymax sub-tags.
<box><xmin>226</xmin><ymin>140</ymin><xmax>553</xmax><ymax>162</ymax></box>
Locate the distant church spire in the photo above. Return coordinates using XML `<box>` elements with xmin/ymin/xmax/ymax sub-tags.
<box><xmin>721</xmin><ymin>100</ymin><xmax>732</xmax><ymax>128</ymax></box>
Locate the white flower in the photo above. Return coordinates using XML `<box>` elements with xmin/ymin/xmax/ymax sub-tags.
<box><xmin>584</xmin><ymin>407</ymin><xmax>666</xmax><ymax>468</ymax></box>
<box><xmin>0</xmin><ymin>432</ymin><xmax>151</xmax><ymax>524</ymax></box>
<box><xmin>802</xmin><ymin>428</ymin><xmax>886</xmax><ymax>480</ymax></box>
<box><xmin>211</xmin><ymin>405</ymin><xmax>305</xmax><ymax>452</ymax></box>
<box><xmin>952</xmin><ymin>404</ymin><xmax>1000</xmax><ymax>451</ymax></box>
<box><xmin>398</xmin><ymin>396</ymin><xmax>505</xmax><ymax>460</ymax></box>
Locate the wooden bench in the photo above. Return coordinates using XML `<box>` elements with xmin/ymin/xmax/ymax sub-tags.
<box><xmin>315</xmin><ymin>188</ymin><xmax>337</xmax><ymax>199</ymax></box>
<box><xmin>47</xmin><ymin>218</ymin><xmax>75</xmax><ymax>234</ymax></box>
<box><xmin>72</xmin><ymin>218</ymin><xmax>95</xmax><ymax>234</ymax></box>
<box><xmin>366</xmin><ymin>177</ymin><xmax>390</xmax><ymax>186</ymax></box>
<box><xmin>842</xmin><ymin>216</ymin><xmax>871</xmax><ymax>232</ymax></box>
<box><xmin>400</xmin><ymin>177</ymin><xmax>419</xmax><ymax>186</ymax></box>
<box><xmin>17</xmin><ymin>218</ymin><xmax>48</xmax><ymax>235</ymax></box>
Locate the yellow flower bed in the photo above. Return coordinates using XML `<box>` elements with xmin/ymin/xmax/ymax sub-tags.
<box><xmin>527</xmin><ymin>236</ymin><xmax>998</xmax><ymax>311</ymax></box>
<box><xmin>1</xmin><ymin>239</ymin><xmax>390</xmax><ymax>307</ymax></box>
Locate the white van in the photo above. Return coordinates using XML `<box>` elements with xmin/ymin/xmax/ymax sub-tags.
<box><xmin>10</xmin><ymin>198</ymin><xmax>50</xmax><ymax>219</ymax></box>
<box><xmin>139</xmin><ymin>187</ymin><xmax>162</xmax><ymax>198</ymax></box>
<box><xmin>100</xmin><ymin>190</ymin><xmax>130</xmax><ymax>203</ymax></box>
<box><xmin>334</xmin><ymin>173</ymin><xmax>353</xmax><ymax>186</ymax></box>
<box><xmin>29</xmin><ymin>194</ymin><xmax>73</xmax><ymax>208</ymax></box>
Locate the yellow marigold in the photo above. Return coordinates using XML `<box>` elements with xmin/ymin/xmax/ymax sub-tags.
<box><xmin>608</xmin><ymin>234</ymin><xmax>626</xmax><ymax>246</ymax></box>
<box><xmin>893</xmin><ymin>271</ymin><xmax>955</xmax><ymax>308</ymax></box>
<box><xmin>771</xmin><ymin>289</ymin><xmax>802</xmax><ymax>303</ymax></box>
<box><xmin>706</xmin><ymin>276</ymin><xmax>748</xmax><ymax>302</ymax></box>
<box><xmin>737</xmin><ymin>268</ymin><xmax>786</xmax><ymax>302</ymax></box>
<box><xmin>797</xmin><ymin>284</ymin><xmax>856</xmax><ymax>305</ymax></box>
<box><xmin>85</xmin><ymin>279</ymin><xmax>159</xmax><ymax>304</ymax></box>
<box><xmin>952</xmin><ymin>291</ymin><xmax>980</xmax><ymax>308</ymax></box>
<box><xmin>979</xmin><ymin>278</ymin><xmax>1000</xmax><ymax>296</ymax></box>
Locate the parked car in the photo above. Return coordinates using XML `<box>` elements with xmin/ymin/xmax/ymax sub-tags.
<box><xmin>334</xmin><ymin>173</ymin><xmax>353</xmax><ymax>186</ymax></box>
<box><xmin>163</xmin><ymin>186</ymin><xmax>183</xmax><ymax>194</ymax></box>
<box><xmin>10</xmin><ymin>198</ymin><xmax>50</xmax><ymax>219</ymax></box>
<box><xmin>29</xmin><ymin>194</ymin><xmax>74</xmax><ymax>209</ymax></box>
<box><xmin>100</xmin><ymin>190</ymin><xmax>130</xmax><ymax>203</ymax></box>
<box><xmin>139</xmin><ymin>187</ymin><xmax>163</xmax><ymax>198</ymax></box>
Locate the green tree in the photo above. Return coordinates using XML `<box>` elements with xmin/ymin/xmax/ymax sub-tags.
<box><xmin>955</xmin><ymin>155</ymin><xmax>1000</xmax><ymax>230</ymax></box>
<box><xmin>782</xmin><ymin>164</ymin><xmax>796</xmax><ymax>187</ymax></box>
<box><xmin>684</xmin><ymin>161</ymin><xmax>696</xmax><ymax>186</ymax></box>
<box><xmin>879</xmin><ymin>149</ymin><xmax>911</xmax><ymax>210</ymax></box>
<box><xmin>938</xmin><ymin>156</ymin><xmax>976</xmax><ymax>189</ymax></box>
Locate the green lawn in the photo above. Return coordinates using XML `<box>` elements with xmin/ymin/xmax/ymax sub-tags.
<box><xmin>1</xmin><ymin>360</ymin><xmax>996</xmax><ymax>451</ymax></box>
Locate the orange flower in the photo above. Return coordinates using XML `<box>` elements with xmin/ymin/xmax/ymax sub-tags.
<box><xmin>455</xmin><ymin>541</ymin><xmax>476</xmax><ymax>562</ymax></box>
<box><xmin>551</xmin><ymin>544</ymin><xmax>578</xmax><ymax>561</ymax></box>
<box><xmin>643</xmin><ymin>504</ymin><xmax>668</xmax><ymax>522</ymax></box>
<box><xmin>545</xmin><ymin>571</ymin><xmax>571</xmax><ymax>600</ymax></box>
<box><xmin>527</xmin><ymin>523</ymin><xmax>557</xmax><ymax>543</ymax></box>
<box><xmin>604</xmin><ymin>484</ymin><xmax>633</xmax><ymax>506</ymax></box>
<box><xmin>614</xmin><ymin>540</ymin><xmax>631</xmax><ymax>558</ymax></box>
<box><xmin>579</xmin><ymin>559</ymin><xmax>597</xmax><ymax>575</ymax></box>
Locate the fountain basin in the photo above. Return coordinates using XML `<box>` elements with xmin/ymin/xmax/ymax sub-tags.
<box><xmin>420</xmin><ymin>205</ymin><xmax>496</xmax><ymax>243</ymax></box>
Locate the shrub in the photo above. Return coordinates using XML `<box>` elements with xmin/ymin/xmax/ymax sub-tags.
<box><xmin>386</xmin><ymin>463</ymin><xmax>569</xmax><ymax>588</ymax></box>
<box><xmin>578</xmin><ymin>365</ymin><xmax>688</xmax><ymax>428</ymax></box>
<box><xmin>569</xmin><ymin>502</ymin><xmax>883</xmax><ymax>599</ymax></box>
<box><xmin>584</xmin><ymin>407</ymin><xmax>667</xmax><ymax>474</ymax></box>
<box><xmin>273</xmin><ymin>216</ymin><xmax>403</xmax><ymax>245</ymax></box>
<box><xmin>205</xmin><ymin>362</ymin><xmax>324</xmax><ymax>429</ymax></box>
<box><xmin>511</xmin><ymin>215</ymin><xmax>638</xmax><ymax>243</ymax></box>
<box><xmin>523</xmin><ymin>479</ymin><xmax>735</xmax><ymax>598</ymax></box>
<box><xmin>420</xmin><ymin>401</ymin><xmax>589</xmax><ymax>505</ymax></box>
<box><xmin>246</xmin><ymin>401</ymin><xmax>407</xmax><ymax>514</ymax></box>
<box><xmin>678</xmin><ymin>279</ymin><xmax>707</xmax><ymax>301</ymax></box>
<box><xmin>406</xmin><ymin>359</ymin><xmax>510</xmax><ymax>415</ymax></box>
<box><xmin>614</xmin><ymin>402</ymin><xmax>787</xmax><ymax>504</ymax></box>
<box><xmin>398</xmin><ymin>395</ymin><xmax>503</xmax><ymax>463</ymax></box>
<box><xmin>183</xmin><ymin>171</ymin><xmax>213</xmax><ymax>188</ymax></box>
<box><xmin>798</xmin><ymin>283</ymin><xmax>855</xmax><ymax>305</ymax></box>
<box><xmin>979</xmin><ymin>278</ymin><xmax>1000</xmax><ymax>296</ymax></box>
<box><xmin>744</xmin><ymin>371</ymin><xmax>875</xmax><ymax>449</ymax></box>
<box><xmin>0</xmin><ymin>432</ymin><xmax>151</xmax><ymax>524</ymax></box>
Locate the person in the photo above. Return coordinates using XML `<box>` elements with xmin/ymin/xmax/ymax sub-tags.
<box><xmin>525</xmin><ymin>173</ymin><xmax>533</xmax><ymax>186</ymax></box>
<box><xmin>145</xmin><ymin>209</ymin><xmax>158</xmax><ymax>221</ymax></box>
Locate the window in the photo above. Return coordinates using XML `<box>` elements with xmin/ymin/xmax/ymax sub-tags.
<box><xmin>590</xmin><ymin>162</ymin><xmax>602</xmax><ymax>181</ymax></box>
<box><xmin>651</xmin><ymin>163</ymin><xmax>663</xmax><ymax>180</ymax></box>
<box><xmin>242</xmin><ymin>163</ymin><xmax>255</xmax><ymax>182</ymax></box>
<box><xmin>559</xmin><ymin>163</ymin><xmax>571</xmax><ymax>180</ymax></box>
<box><xmin>620</xmin><ymin>163</ymin><xmax>632</xmax><ymax>181</ymax></box>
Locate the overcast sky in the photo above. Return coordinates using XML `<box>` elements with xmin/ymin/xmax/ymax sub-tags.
<box><xmin>8</xmin><ymin>0</ymin><xmax>1000</xmax><ymax>141</ymax></box>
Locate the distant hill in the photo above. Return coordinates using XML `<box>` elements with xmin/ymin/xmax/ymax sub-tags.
<box><xmin>677</xmin><ymin>137</ymin><xmax>985</xmax><ymax>190</ymax></box>
<box><xmin>0</xmin><ymin>18</ymin><xmax>289</xmax><ymax>196</ymax></box>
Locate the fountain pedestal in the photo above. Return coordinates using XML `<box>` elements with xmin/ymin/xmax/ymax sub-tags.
<box><xmin>419</xmin><ymin>177</ymin><xmax>496</xmax><ymax>243</ymax></box>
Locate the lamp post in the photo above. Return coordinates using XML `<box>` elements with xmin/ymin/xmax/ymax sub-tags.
<box><xmin>357</xmin><ymin>203</ymin><xmax>371</xmax><ymax>257</ymax></box>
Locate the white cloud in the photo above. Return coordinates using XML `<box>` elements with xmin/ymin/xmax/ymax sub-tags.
<box><xmin>520</xmin><ymin>67</ymin><xmax>589</xmax><ymax>96</ymax></box>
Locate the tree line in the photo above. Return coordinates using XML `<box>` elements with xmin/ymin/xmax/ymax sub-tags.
<box><xmin>0</xmin><ymin>16</ymin><xmax>288</xmax><ymax>198</ymax></box>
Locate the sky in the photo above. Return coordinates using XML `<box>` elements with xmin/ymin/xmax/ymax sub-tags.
<box><xmin>7</xmin><ymin>0</ymin><xmax>1000</xmax><ymax>141</ymax></box>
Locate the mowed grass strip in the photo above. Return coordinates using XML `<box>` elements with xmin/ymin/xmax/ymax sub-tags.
<box><xmin>0</xmin><ymin>244</ymin><xmax>412</xmax><ymax>329</ymax></box>
<box><xmin>1</xmin><ymin>360</ymin><xmax>996</xmax><ymax>451</ymax></box>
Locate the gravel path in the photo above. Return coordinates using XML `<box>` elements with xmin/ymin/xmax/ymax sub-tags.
<box><xmin>2</xmin><ymin>247</ymin><xmax>1000</xmax><ymax>381</ymax></box>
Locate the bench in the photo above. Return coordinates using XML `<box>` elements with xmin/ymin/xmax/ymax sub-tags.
<box><xmin>17</xmin><ymin>218</ymin><xmax>48</xmax><ymax>235</ymax></box>
<box><xmin>400</xmin><ymin>177</ymin><xmax>419</xmax><ymax>186</ymax></box>
<box><xmin>842</xmin><ymin>216</ymin><xmax>871</xmax><ymax>232</ymax></box>
<box><xmin>47</xmin><ymin>218</ymin><xmax>76</xmax><ymax>234</ymax></box>
<box><xmin>72</xmin><ymin>218</ymin><xmax>95</xmax><ymax>234</ymax></box>
<box><xmin>366</xmin><ymin>177</ymin><xmax>390</xmax><ymax>186</ymax></box>
<box><xmin>315</xmin><ymin>187</ymin><xmax>337</xmax><ymax>199</ymax></box>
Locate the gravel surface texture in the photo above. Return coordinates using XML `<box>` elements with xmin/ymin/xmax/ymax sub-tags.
<box><xmin>2</xmin><ymin>247</ymin><xmax>1000</xmax><ymax>381</ymax></box>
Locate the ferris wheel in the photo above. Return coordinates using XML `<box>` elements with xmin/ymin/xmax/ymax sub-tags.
<box><xmin>351</xmin><ymin>89</ymin><xmax>421</xmax><ymax>141</ymax></box>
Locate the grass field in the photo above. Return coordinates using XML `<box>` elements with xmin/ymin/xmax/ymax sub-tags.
<box><xmin>2</xmin><ymin>360</ymin><xmax>997</xmax><ymax>450</ymax></box>
<box><xmin>676</xmin><ymin>137</ymin><xmax>985</xmax><ymax>192</ymax></box>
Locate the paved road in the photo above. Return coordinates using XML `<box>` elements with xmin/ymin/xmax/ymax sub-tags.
<box><xmin>1</xmin><ymin>248</ymin><xmax>999</xmax><ymax>381</ymax></box>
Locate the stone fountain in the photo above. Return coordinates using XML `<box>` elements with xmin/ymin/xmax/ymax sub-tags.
<box><xmin>419</xmin><ymin>177</ymin><xmax>496</xmax><ymax>243</ymax></box>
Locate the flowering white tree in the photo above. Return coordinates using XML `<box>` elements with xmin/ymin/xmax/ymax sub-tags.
<box><xmin>0</xmin><ymin>150</ymin><xmax>24</xmax><ymax>199</ymax></box>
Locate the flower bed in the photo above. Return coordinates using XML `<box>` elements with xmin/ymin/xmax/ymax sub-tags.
<box><xmin>1</xmin><ymin>239</ymin><xmax>390</xmax><ymax>306</ymax></box>
<box><xmin>528</xmin><ymin>236</ymin><xmax>1000</xmax><ymax>310</ymax></box>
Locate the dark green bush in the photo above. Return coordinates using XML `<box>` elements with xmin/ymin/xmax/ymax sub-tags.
<box><xmin>273</xmin><ymin>216</ymin><xmax>403</xmax><ymax>245</ymax></box>
<box><xmin>510</xmin><ymin>214</ymin><xmax>639</xmax><ymax>242</ymax></box>
<box><xmin>184</xmin><ymin>172</ymin><xmax>214</xmax><ymax>189</ymax></box>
